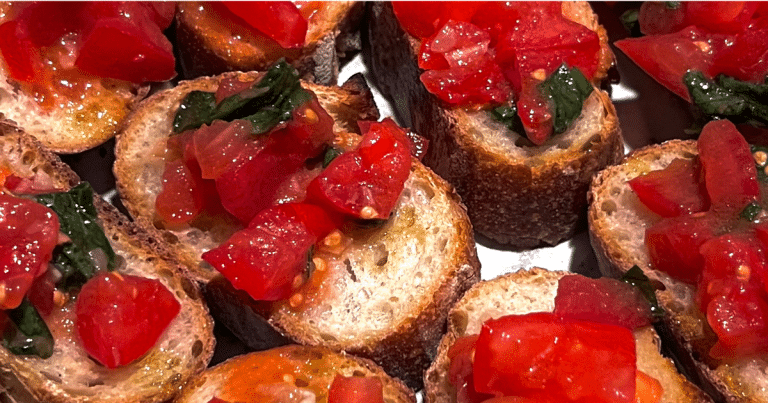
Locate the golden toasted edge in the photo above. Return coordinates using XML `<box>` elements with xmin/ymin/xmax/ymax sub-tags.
<box><xmin>587</xmin><ymin>139</ymin><xmax>761</xmax><ymax>403</ymax></box>
<box><xmin>175</xmin><ymin>2</ymin><xmax>363</xmax><ymax>84</ymax></box>
<box><xmin>0</xmin><ymin>120</ymin><xmax>215</xmax><ymax>403</ymax></box>
<box><xmin>175</xmin><ymin>345</ymin><xmax>416</xmax><ymax>403</ymax></box>
<box><xmin>364</xmin><ymin>1</ymin><xmax>624</xmax><ymax>249</ymax></box>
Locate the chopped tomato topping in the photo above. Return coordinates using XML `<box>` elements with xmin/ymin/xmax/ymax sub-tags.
<box><xmin>0</xmin><ymin>194</ymin><xmax>59</xmax><ymax>310</ymax></box>
<box><xmin>635</xmin><ymin>371</ymin><xmax>663</xmax><ymax>403</ymax></box>
<box><xmin>447</xmin><ymin>335</ymin><xmax>493</xmax><ymax>403</ymax></box>
<box><xmin>472</xmin><ymin>313</ymin><xmax>637</xmax><ymax>403</ymax></box>
<box><xmin>629</xmin><ymin>158</ymin><xmax>709</xmax><ymax>217</ymax></box>
<box><xmin>220</xmin><ymin>1</ymin><xmax>308</xmax><ymax>49</ymax></box>
<box><xmin>306</xmin><ymin>118</ymin><xmax>412</xmax><ymax>220</ymax></box>
<box><xmin>328</xmin><ymin>375</ymin><xmax>385</xmax><ymax>403</ymax></box>
<box><xmin>554</xmin><ymin>275</ymin><xmax>654</xmax><ymax>330</ymax></box>
<box><xmin>645</xmin><ymin>213</ymin><xmax>721</xmax><ymax>284</ymax></box>
<box><xmin>202</xmin><ymin>203</ymin><xmax>336</xmax><ymax>301</ymax></box>
<box><xmin>75</xmin><ymin>271</ymin><xmax>180</xmax><ymax>368</ymax></box>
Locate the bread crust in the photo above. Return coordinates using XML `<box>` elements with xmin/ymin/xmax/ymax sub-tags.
<box><xmin>174</xmin><ymin>345</ymin><xmax>416</xmax><ymax>403</ymax></box>
<box><xmin>0</xmin><ymin>120</ymin><xmax>215</xmax><ymax>403</ymax></box>
<box><xmin>114</xmin><ymin>71</ymin><xmax>481</xmax><ymax>389</ymax></box>
<box><xmin>175</xmin><ymin>2</ymin><xmax>363</xmax><ymax>84</ymax></box>
<box><xmin>364</xmin><ymin>2</ymin><xmax>624</xmax><ymax>249</ymax></box>
<box><xmin>424</xmin><ymin>268</ymin><xmax>712</xmax><ymax>403</ymax></box>
<box><xmin>588</xmin><ymin>140</ymin><xmax>768</xmax><ymax>402</ymax></box>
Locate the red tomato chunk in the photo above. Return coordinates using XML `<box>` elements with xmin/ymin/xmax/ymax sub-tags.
<box><xmin>328</xmin><ymin>375</ymin><xmax>385</xmax><ymax>403</ymax></box>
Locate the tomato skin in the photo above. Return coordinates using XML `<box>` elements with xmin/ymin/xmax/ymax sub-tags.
<box><xmin>554</xmin><ymin>275</ymin><xmax>653</xmax><ymax>330</ymax></box>
<box><xmin>75</xmin><ymin>272</ymin><xmax>180</xmax><ymax>368</ymax></box>
<box><xmin>155</xmin><ymin>159</ymin><xmax>206</xmax><ymax>225</ymax></box>
<box><xmin>698</xmin><ymin>119</ymin><xmax>760</xmax><ymax>212</ymax></box>
<box><xmin>328</xmin><ymin>375</ymin><xmax>385</xmax><ymax>403</ymax></box>
<box><xmin>472</xmin><ymin>313</ymin><xmax>636</xmax><ymax>403</ymax></box>
<box><xmin>0</xmin><ymin>19</ymin><xmax>45</xmax><ymax>83</ymax></box>
<box><xmin>0</xmin><ymin>194</ymin><xmax>60</xmax><ymax>310</ymax></box>
<box><xmin>306</xmin><ymin>118</ymin><xmax>412</xmax><ymax>220</ymax></box>
<box><xmin>202</xmin><ymin>203</ymin><xmax>336</xmax><ymax>301</ymax></box>
<box><xmin>221</xmin><ymin>1</ymin><xmax>308</xmax><ymax>49</ymax></box>
<box><xmin>447</xmin><ymin>335</ymin><xmax>493</xmax><ymax>403</ymax></box>
<box><xmin>628</xmin><ymin>158</ymin><xmax>709</xmax><ymax>218</ymax></box>
<box><xmin>645</xmin><ymin>213</ymin><xmax>721</xmax><ymax>284</ymax></box>
<box><xmin>706</xmin><ymin>288</ymin><xmax>768</xmax><ymax>360</ymax></box>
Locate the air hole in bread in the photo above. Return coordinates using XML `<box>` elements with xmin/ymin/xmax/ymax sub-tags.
<box><xmin>344</xmin><ymin>259</ymin><xmax>357</xmax><ymax>282</ymax></box>
<box><xmin>180</xmin><ymin>277</ymin><xmax>198</xmax><ymax>300</ymax></box>
<box><xmin>439</xmin><ymin>238</ymin><xmax>448</xmax><ymax>251</ymax></box>
<box><xmin>558</xmin><ymin>137</ymin><xmax>573</xmax><ymax>149</ymax></box>
<box><xmin>158</xmin><ymin>268</ymin><xmax>174</xmax><ymax>279</ymax></box>
<box><xmin>41</xmin><ymin>371</ymin><xmax>62</xmax><ymax>383</ymax></box>
<box><xmin>320</xmin><ymin>333</ymin><xmax>338</xmax><ymax>342</ymax></box>
<box><xmin>86</xmin><ymin>379</ymin><xmax>104</xmax><ymax>387</ymax></box>
<box><xmin>191</xmin><ymin>340</ymin><xmax>203</xmax><ymax>358</ymax></box>
<box><xmin>161</xmin><ymin>231</ymin><xmax>179</xmax><ymax>245</ymax></box>
<box><xmin>390</xmin><ymin>296</ymin><xmax>399</xmax><ymax>303</ymax></box>
<box><xmin>451</xmin><ymin>311</ymin><xmax>469</xmax><ymax>335</ymax></box>
<box><xmin>353</xmin><ymin>370</ymin><xmax>366</xmax><ymax>377</ymax></box>
<box><xmin>600</xmin><ymin>200</ymin><xmax>617</xmax><ymax>214</ymax></box>
<box><xmin>373</xmin><ymin>244</ymin><xmax>388</xmax><ymax>266</ymax></box>
<box><xmin>610</xmin><ymin>186</ymin><xmax>622</xmax><ymax>197</ymax></box>
<box><xmin>21</xmin><ymin>150</ymin><xmax>35</xmax><ymax>165</ymax></box>
<box><xmin>295</xmin><ymin>378</ymin><xmax>309</xmax><ymax>387</ymax></box>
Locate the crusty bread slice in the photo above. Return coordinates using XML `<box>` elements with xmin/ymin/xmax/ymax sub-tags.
<box><xmin>113</xmin><ymin>71</ymin><xmax>481</xmax><ymax>389</ymax></box>
<box><xmin>364</xmin><ymin>1</ymin><xmax>624</xmax><ymax>249</ymax></box>
<box><xmin>174</xmin><ymin>345</ymin><xmax>415</xmax><ymax>403</ymax></box>
<box><xmin>0</xmin><ymin>4</ymin><xmax>149</xmax><ymax>154</ymax></box>
<box><xmin>0</xmin><ymin>121</ymin><xmax>215</xmax><ymax>403</ymax></box>
<box><xmin>589</xmin><ymin>140</ymin><xmax>768</xmax><ymax>402</ymax></box>
<box><xmin>175</xmin><ymin>1</ymin><xmax>363</xmax><ymax>84</ymax></box>
<box><xmin>424</xmin><ymin>268</ymin><xmax>712</xmax><ymax>403</ymax></box>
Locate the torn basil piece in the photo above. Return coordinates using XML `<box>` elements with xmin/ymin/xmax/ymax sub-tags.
<box><xmin>621</xmin><ymin>265</ymin><xmax>664</xmax><ymax>321</ymax></box>
<box><xmin>539</xmin><ymin>64</ymin><xmax>594</xmax><ymax>135</ymax></box>
<box><xmin>36</xmin><ymin>182</ymin><xmax>116</xmax><ymax>291</ymax></box>
<box><xmin>172</xmin><ymin>59</ymin><xmax>312</xmax><ymax>135</ymax></box>
<box><xmin>2</xmin><ymin>298</ymin><xmax>54</xmax><ymax>359</ymax></box>
<box><xmin>740</xmin><ymin>202</ymin><xmax>763</xmax><ymax>222</ymax></box>
<box><xmin>490</xmin><ymin>101</ymin><xmax>526</xmax><ymax>135</ymax></box>
<box><xmin>685</xmin><ymin>71</ymin><xmax>768</xmax><ymax>126</ymax></box>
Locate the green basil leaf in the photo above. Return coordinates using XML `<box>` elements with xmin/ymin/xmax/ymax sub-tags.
<box><xmin>538</xmin><ymin>64</ymin><xmax>594</xmax><ymax>134</ymax></box>
<box><xmin>740</xmin><ymin>201</ymin><xmax>762</xmax><ymax>222</ymax></box>
<box><xmin>620</xmin><ymin>265</ymin><xmax>664</xmax><ymax>321</ymax></box>
<box><xmin>620</xmin><ymin>8</ymin><xmax>641</xmax><ymax>37</ymax></box>
<box><xmin>172</xmin><ymin>59</ymin><xmax>312</xmax><ymax>135</ymax></box>
<box><xmin>490</xmin><ymin>102</ymin><xmax>526</xmax><ymax>135</ymax></box>
<box><xmin>35</xmin><ymin>182</ymin><xmax>116</xmax><ymax>291</ymax></box>
<box><xmin>2</xmin><ymin>298</ymin><xmax>54</xmax><ymax>358</ymax></box>
<box><xmin>685</xmin><ymin>71</ymin><xmax>768</xmax><ymax>126</ymax></box>
<box><xmin>323</xmin><ymin>147</ymin><xmax>343</xmax><ymax>168</ymax></box>
<box><xmin>665</xmin><ymin>1</ymin><xmax>681</xmax><ymax>9</ymax></box>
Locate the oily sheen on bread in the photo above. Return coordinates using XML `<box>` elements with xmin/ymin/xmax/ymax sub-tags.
<box><xmin>0</xmin><ymin>121</ymin><xmax>215</xmax><ymax>403</ymax></box>
<box><xmin>589</xmin><ymin>140</ymin><xmax>768</xmax><ymax>403</ymax></box>
<box><xmin>174</xmin><ymin>345</ymin><xmax>416</xmax><ymax>403</ymax></box>
<box><xmin>364</xmin><ymin>1</ymin><xmax>624</xmax><ymax>249</ymax></box>
<box><xmin>424</xmin><ymin>268</ymin><xmax>712</xmax><ymax>403</ymax></box>
<box><xmin>113</xmin><ymin>70</ymin><xmax>481</xmax><ymax>389</ymax></box>
<box><xmin>175</xmin><ymin>1</ymin><xmax>364</xmax><ymax>84</ymax></box>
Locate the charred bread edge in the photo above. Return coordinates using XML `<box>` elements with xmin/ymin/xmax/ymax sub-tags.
<box><xmin>364</xmin><ymin>1</ymin><xmax>624</xmax><ymax>249</ymax></box>
<box><xmin>174</xmin><ymin>344</ymin><xmax>417</xmax><ymax>403</ymax></box>
<box><xmin>0</xmin><ymin>120</ymin><xmax>215</xmax><ymax>403</ymax></box>
<box><xmin>423</xmin><ymin>268</ymin><xmax>712</xmax><ymax>403</ymax></box>
<box><xmin>175</xmin><ymin>2</ymin><xmax>364</xmax><ymax>85</ymax></box>
<box><xmin>588</xmin><ymin>139</ymin><xmax>768</xmax><ymax>403</ymax></box>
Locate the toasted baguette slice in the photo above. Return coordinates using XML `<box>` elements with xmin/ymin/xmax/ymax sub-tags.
<box><xmin>365</xmin><ymin>2</ymin><xmax>624</xmax><ymax>249</ymax></box>
<box><xmin>424</xmin><ymin>268</ymin><xmax>712</xmax><ymax>403</ymax></box>
<box><xmin>589</xmin><ymin>140</ymin><xmax>768</xmax><ymax>402</ymax></box>
<box><xmin>174</xmin><ymin>345</ymin><xmax>415</xmax><ymax>403</ymax></box>
<box><xmin>175</xmin><ymin>2</ymin><xmax>363</xmax><ymax>84</ymax></box>
<box><xmin>0</xmin><ymin>121</ymin><xmax>215</xmax><ymax>403</ymax></box>
<box><xmin>114</xmin><ymin>71</ymin><xmax>481</xmax><ymax>388</ymax></box>
<box><xmin>0</xmin><ymin>4</ymin><xmax>150</xmax><ymax>154</ymax></box>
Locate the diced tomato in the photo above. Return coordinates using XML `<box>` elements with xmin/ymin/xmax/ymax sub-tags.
<box><xmin>392</xmin><ymin>1</ymin><xmax>479</xmax><ymax>39</ymax></box>
<box><xmin>615</xmin><ymin>27</ymin><xmax>716</xmax><ymax>102</ymax></box>
<box><xmin>685</xmin><ymin>2</ymin><xmax>762</xmax><ymax>34</ymax></box>
<box><xmin>697</xmin><ymin>120</ymin><xmax>760</xmax><ymax>212</ymax></box>
<box><xmin>26</xmin><ymin>270</ymin><xmax>57</xmax><ymax>317</ymax></box>
<box><xmin>629</xmin><ymin>158</ymin><xmax>709</xmax><ymax>218</ymax></box>
<box><xmin>706</xmin><ymin>289</ymin><xmax>768</xmax><ymax>360</ymax></box>
<box><xmin>328</xmin><ymin>375</ymin><xmax>385</xmax><ymax>403</ymax></box>
<box><xmin>697</xmin><ymin>233</ymin><xmax>768</xmax><ymax>315</ymax></box>
<box><xmin>515</xmin><ymin>77</ymin><xmax>553</xmax><ymax>146</ymax></box>
<box><xmin>0</xmin><ymin>194</ymin><xmax>59</xmax><ymax>310</ymax></box>
<box><xmin>472</xmin><ymin>313</ymin><xmax>637</xmax><ymax>403</ymax></box>
<box><xmin>0</xmin><ymin>19</ymin><xmax>45</xmax><ymax>83</ymax></box>
<box><xmin>215</xmin><ymin>77</ymin><xmax>257</xmax><ymax>104</ymax></box>
<box><xmin>481</xmin><ymin>398</ymin><xmax>555</xmax><ymax>403</ymax></box>
<box><xmin>155</xmin><ymin>159</ymin><xmax>206</xmax><ymax>225</ymax></box>
<box><xmin>645</xmin><ymin>213</ymin><xmax>722</xmax><ymax>284</ymax></box>
<box><xmin>75</xmin><ymin>17</ymin><xmax>176</xmax><ymax>82</ymax></box>
<box><xmin>638</xmin><ymin>1</ymin><xmax>688</xmax><ymax>35</ymax></box>
<box><xmin>635</xmin><ymin>371</ymin><xmax>664</xmax><ymax>403</ymax></box>
<box><xmin>202</xmin><ymin>203</ymin><xmax>336</xmax><ymax>301</ymax></box>
<box><xmin>447</xmin><ymin>335</ymin><xmax>493</xmax><ymax>403</ymax></box>
<box><xmin>220</xmin><ymin>2</ymin><xmax>308</xmax><ymax>49</ymax></box>
<box><xmin>192</xmin><ymin>120</ymin><xmax>258</xmax><ymax>180</ymax></box>
<box><xmin>712</xmin><ymin>15</ymin><xmax>768</xmax><ymax>85</ymax></box>
<box><xmin>553</xmin><ymin>275</ymin><xmax>654</xmax><ymax>330</ymax></box>
<box><xmin>306</xmin><ymin>118</ymin><xmax>412</xmax><ymax>220</ymax></box>
<box><xmin>76</xmin><ymin>271</ymin><xmax>180</xmax><ymax>368</ymax></box>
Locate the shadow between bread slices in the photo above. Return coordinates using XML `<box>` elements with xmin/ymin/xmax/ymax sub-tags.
<box><xmin>113</xmin><ymin>69</ymin><xmax>481</xmax><ymax>389</ymax></box>
<box><xmin>364</xmin><ymin>2</ymin><xmax>625</xmax><ymax>250</ymax></box>
<box><xmin>0</xmin><ymin>121</ymin><xmax>214</xmax><ymax>403</ymax></box>
<box><xmin>175</xmin><ymin>1</ymin><xmax>364</xmax><ymax>85</ymax></box>
<box><xmin>588</xmin><ymin>133</ymin><xmax>768</xmax><ymax>402</ymax></box>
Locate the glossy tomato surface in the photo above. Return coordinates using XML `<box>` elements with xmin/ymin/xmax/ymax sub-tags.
<box><xmin>75</xmin><ymin>271</ymin><xmax>180</xmax><ymax>368</ymax></box>
<box><xmin>220</xmin><ymin>1</ymin><xmax>308</xmax><ymax>49</ymax></box>
<box><xmin>628</xmin><ymin>158</ymin><xmax>709</xmax><ymax>217</ymax></box>
<box><xmin>328</xmin><ymin>375</ymin><xmax>385</xmax><ymax>403</ymax></box>
<box><xmin>0</xmin><ymin>194</ymin><xmax>59</xmax><ymax>310</ymax></box>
